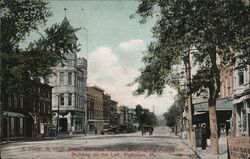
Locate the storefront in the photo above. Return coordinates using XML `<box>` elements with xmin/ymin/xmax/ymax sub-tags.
<box><xmin>2</xmin><ymin>111</ymin><xmax>27</xmax><ymax>141</ymax></box>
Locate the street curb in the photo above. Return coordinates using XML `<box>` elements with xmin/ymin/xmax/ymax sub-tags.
<box><xmin>0</xmin><ymin>135</ymin><xmax>80</xmax><ymax>145</ymax></box>
<box><xmin>182</xmin><ymin>139</ymin><xmax>204</xmax><ymax>159</ymax></box>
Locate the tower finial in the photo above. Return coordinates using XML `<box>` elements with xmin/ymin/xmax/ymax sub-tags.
<box><xmin>64</xmin><ymin>8</ymin><xmax>67</xmax><ymax>17</ymax></box>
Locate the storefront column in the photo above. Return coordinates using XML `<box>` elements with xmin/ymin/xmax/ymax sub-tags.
<box><xmin>72</xmin><ymin>115</ymin><xmax>76</xmax><ymax>133</ymax></box>
<box><xmin>7</xmin><ymin>117</ymin><xmax>9</xmax><ymax>142</ymax></box>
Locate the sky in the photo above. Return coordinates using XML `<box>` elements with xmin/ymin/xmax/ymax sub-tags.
<box><xmin>25</xmin><ymin>0</ymin><xmax>177</xmax><ymax>115</ymax></box>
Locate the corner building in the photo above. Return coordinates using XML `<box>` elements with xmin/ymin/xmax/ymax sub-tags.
<box><xmin>48</xmin><ymin>17</ymin><xmax>87</xmax><ymax>134</ymax></box>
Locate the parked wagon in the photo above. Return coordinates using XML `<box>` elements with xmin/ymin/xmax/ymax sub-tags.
<box><xmin>141</xmin><ymin>125</ymin><xmax>154</xmax><ymax>136</ymax></box>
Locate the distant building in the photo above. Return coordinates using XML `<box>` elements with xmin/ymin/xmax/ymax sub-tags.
<box><xmin>128</xmin><ymin>108</ymin><xmax>138</xmax><ymax>131</ymax></box>
<box><xmin>2</xmin><ymin>81</ymin><xmax>52</xmax><ymax>141</ymax></box>
<box><xmin>142</xmin><ymin>108</ymin><xmax>150</xmax><ymax>114</ymax></box>
<box><xmin>87</xmin><ymin>86</ymin><xmax>104</xmax><ymax>134</ymax></box>
<box><xmin>103</xmin><ymin>94</ymin><xmax>111</xmax><ymax>127</ymax></box>
<box><xmin>117</xmin><ymin>106</ymin><xmax>128</xmax><ymax>126</ymax></box>
<box><xmin>109</xmin><ymin>100</ymin><xmax>118</xmax><ymax>127</ymax></box>
<box><xmin>48</xmin><ymin>17</ymin><xmax>87</xmax><ymax>134</ymax></box>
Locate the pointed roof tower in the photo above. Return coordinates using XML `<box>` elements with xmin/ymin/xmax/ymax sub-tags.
<box><xmin>60</xmin><ymin>17</ymin><xmax>78</xmax><ymax>41</ymax></box>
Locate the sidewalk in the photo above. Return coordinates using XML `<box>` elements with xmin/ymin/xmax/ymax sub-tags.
<box><xmin>1</xmin><ymin>133</ymin><xmax>87</xmax><ymax>145</ymax></box>
<box><xmin>184</xmin><ymin>135</ymin><xmax>228</xmax><ymax>159</ymax></box>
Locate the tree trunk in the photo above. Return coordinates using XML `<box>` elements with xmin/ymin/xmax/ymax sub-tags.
<box><xmin>208</xmin><ymin>98</ymin><xmax>219</xmax><ymax>155</ymax></box>
<box><xmin>208</xmin><ymin>46</ymin><xmax>220</xmax><ymax>155</ymax></box>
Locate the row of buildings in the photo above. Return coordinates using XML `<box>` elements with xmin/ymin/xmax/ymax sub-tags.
<box><xmin>1</xmin><ymin>17</ymin><xmax>140</xmax><ymax>141</ymax></box>
<box><xmin>86</xmin><ymin>86</ymin><xmax>140</xmax><ymax>134</ymax></box>
<box><xmin>180</xmin><ymin>63</ymin><xmax>250</xmax><ymax>157</ymax></box>
<box><xmin>1</xmin><ymin>83</ymin><xmax>140</xmax><ymax>140</ymax></box>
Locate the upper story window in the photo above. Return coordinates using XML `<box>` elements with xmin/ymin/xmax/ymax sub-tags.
<box><xmin>20</xmin><ymin>96</ymin><xmax>23</xmax><ymax>108</ymax></box>
<box><xmin>38</xmin><ymin>87</ymin><xmax>40</xmax><ymax>96</ymax></box>
<box><xmin>68</xmin><ymin>93</ymin><xmax>72</xmax><ymax>106</ymax></box>
<box><xmin>54</xmin><ymin>73</ymin><xmax>57</xmax><ymax>84</ymax></box>
<box><xmin>75</xmin><ymin>73</ymin><xmax>77</xmax><ymax>86</ymax></box>
<box><xmin>68</xmin><ymin>72</ymin><xmax>72</xmax><ymax>85</ymax></box>
<box><xmin>60</xmin><ymin>72</ymin><xmax>64</xmax><ymax>85</ymax></box>
<box><xmin>60</xmin><ymin>94</ymin><xmax>64</xmax><ymax>106</ymax></box>
<box><xmin>14</xmin><ymin>95</ymin><xmax>17</xmax><ymax>108</ymax></box>
<box><xmin>238</xmin><ymin>70</ymin><xmax>244</xmax><ymax>86</ymax></box>
<box><xmin>8</xmin><ymin>95</ymin><xmax>11</xmax><ymax>107</ymax></box>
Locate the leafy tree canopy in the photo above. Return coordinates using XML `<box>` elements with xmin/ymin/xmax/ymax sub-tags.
<box><xmin>133</xmin><ymin>0</ymin><xmax>249</xmax><ymax>96</ymax></box>
<box><xmin>0</xmin><ymin>0</ymin><xmax>81</xmax><ymax>94</ymax></box>
<box><xmin>164</xmin><ymin>91</ymin><xmax>185</xmax><ymax>127</ymax></box>
<box><xmin>141</xmin><ymin>111</ymin><xmax>158</xmax><ymax>126</ymax></box>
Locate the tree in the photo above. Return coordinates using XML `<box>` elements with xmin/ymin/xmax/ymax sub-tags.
<box><xmin>141</xmin><ymin>111</ymin><xmax>158</xmax><ymax>126</ymax></box>
<box><xmin>0</xmin><ymin>0</ymin><xmax>80</xmax><ymax>94</ymax></box>
<box><xmin>164</xmin><ymin>91</ymin><xmax>185</xmax><ymax>131</ymax></box>
<box><xmin>135</xmin><ymin>104</ymin><xmax>143</xmax><ymax>129</ymax></box>
<box><xmin>148</xmin><ymin>112</ymin><xmax>158</xmax><ymax>126</ymax></box>
<box><xmin>134</xmin><ymin>0</ymin><xmax>249</xmax><ymax>154</ymax></box>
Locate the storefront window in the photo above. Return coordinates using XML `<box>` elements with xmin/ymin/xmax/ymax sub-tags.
<box><xmin>75</xmin><ymin>118</ymin><xmax>82</xmax><ymax>131</ymax></box>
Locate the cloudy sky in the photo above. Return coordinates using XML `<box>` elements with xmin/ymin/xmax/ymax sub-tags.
<box><xmin>27</xmin><ymin>0</ymin><xmax>177</xmax><ymax>115</ymax></box>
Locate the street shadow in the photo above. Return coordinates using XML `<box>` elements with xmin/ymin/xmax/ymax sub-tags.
<box><xmin>77</xmin><ymin>143</ymin><xmax>178</xmax><ymax>152</ymax></box>
<box><xmin>172</xmin><ymin>153</ymin><xmax>200</xmax><ymax>159</ymax></box>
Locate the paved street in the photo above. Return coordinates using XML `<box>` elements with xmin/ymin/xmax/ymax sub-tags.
<box><xmin>1</xmin><ymin>127</ymin><xmax>199</xmax><ymax>159</ymax></box>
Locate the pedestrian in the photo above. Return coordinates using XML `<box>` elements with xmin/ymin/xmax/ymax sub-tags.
<box><xmin>201</xmin><ymin>124</ymin><xmax>207</xmax><ymax>150</ymax></box>
<box><xmin>95</xmin><ymin>129</ymin><xmax>97</xmax><ymax>135</ymax></box>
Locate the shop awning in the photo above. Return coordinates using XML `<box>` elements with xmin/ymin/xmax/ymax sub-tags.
<box><xmin>233</xmin><ymin>94</ymin><xmax>250</xmax><ymax>105</ymax></box>
<box><xmin>194</xmin><ymin>97</ymin><xmax>233</xmax><ymax>112</ymax></box>
<box><xmin>194</xmin><ymin>112</ymin><xmax>207</xmax><ymax>116</ymax></box>
<box><xmin>3</xmin><ymin>111</ymin><xmax>28</xmax><ymax>118</ymax></box>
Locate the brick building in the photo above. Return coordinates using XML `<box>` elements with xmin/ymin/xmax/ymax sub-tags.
<box><xmin>1</xmin><ymin>81</ymin><xmax>52</xmax><ymax>141</ymax></box>
<box><xmin>220</xmin><ymin>66</ymin><xmax>234</xmax><ymax>98</ymax></box>
<box><xmin>109</xmin><ymin>100</ymin><xmax>118</xmax><ymax>127</ymax></box>
<box><xmin>117</xmin><ymin>106</ymin><xmax>128</xmax><ymax>130</ymax></box>
<box><xmin>103</xmin><ymin>94</ymin><xmax>111</xmax><ymax>127</ymax></box>
<box><xmin>87</xmin><ymin>86</ymin><xmax>104</xmax><ymax>133</ymax></box>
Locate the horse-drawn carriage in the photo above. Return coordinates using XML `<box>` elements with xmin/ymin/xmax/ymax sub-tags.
<box><xmin>141</xmin><ymin>125</ymin><xmax>154</xmax><ymax>136</ymax></box>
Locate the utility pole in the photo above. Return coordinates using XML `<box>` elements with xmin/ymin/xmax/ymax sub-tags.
<box><xmin>81</xmin><ymin>8</ymin><xmax>88</xmax><ymax>135</ymax></box>
<box><xmin>184</xmin><ymin>51</ymin><xmax>194</xmax><ymax>145</ymax></box>
<box><xmin>0</xmin><ymin>18</ymin><xmax>2</xmax><ymax>159</ymax></box>
<box><xmin>56</xmin><ymin>95</ymin><xmax>60</xmax><ymax>136</ymax></box>
<box><xmin>81</xmin><ymin>9</ymin><xmax>89</xmax><ymax>59</ymax></box>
